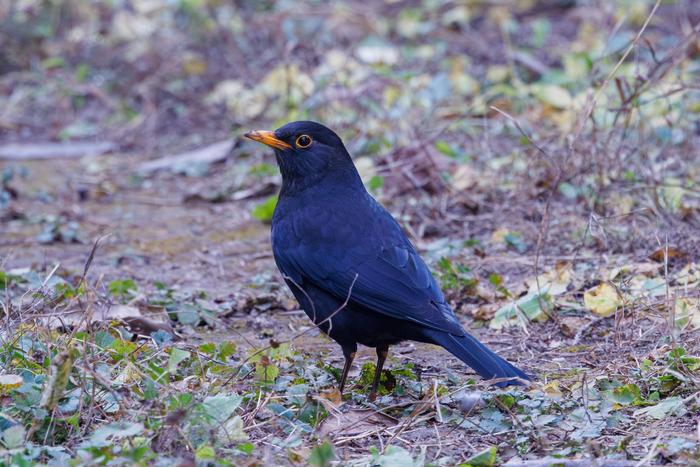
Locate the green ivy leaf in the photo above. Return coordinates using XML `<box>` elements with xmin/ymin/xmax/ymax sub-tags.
<box><xmin>255</xmin><ymin>356</ymin><xmax>279</xmax><ymax>384</ymax></box>
<box><xmin>308</xmin><ymin>441</ymin><xmax>335</xmax><ymax>467</ymax></box>
<box><xmin>3</xmin><ymin>425</ymin><xmax>26</xmax><ymax>449</ymax></box>
<box><xmin>461</xmin><ymin>446</ymin><xmax>497</xmax><ymax>467</ymax></box>
<box><xmin>82</xmin><ymin>422</ymin><xmax>144</xmax><ymax>448</ymax></box>
<box><xmin>252</xmin><ymin>195</ymin><xmax>278</xmax><ymax>222</ymax></box>
<box><xmin>108</xmin><ymin>279</ymin><xmax>137</xmax><ymax>299</ymax></box>
<box><xmin>168</xmin><ymin>348</ymin><xmax>191</xmax><ymax>373</ymax></box>
<box><xmin>201</xmin><ymin>394</ymin><xmax>242</xmax><ymax>424</ymax></box>
<box><xmin>604</xmin><ymin>383</ymin><xmax>642</xmax><ymax>406</ymax></box>
<box><xmin>237</xmin><ymin>442</ymin><xmax>255</xmax><ymax>455</ymax></box>
<box><xmin>368</xmin><ymin>175</ymin><xmax>384</xmax><ymax>192</ymax></box>
<box><xmin>634</xmin><ymin>397</ymin><xmax>685</xmax><ymax>420</ymax></box>
<box><xmin>490</xmin><ymin>292</ymin><xmax>552</xmax><ymax>329</ymax></box>
<box><xmin>195</xmin><ymin>443</ymin><xmax>216</xmax><ymax>461</ymax></box>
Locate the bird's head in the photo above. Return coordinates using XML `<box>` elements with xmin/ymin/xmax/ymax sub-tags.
<box><xmin>245</xmin><ymin>121</ymin><xmax>361</xmax><ymax>193</ymax></box>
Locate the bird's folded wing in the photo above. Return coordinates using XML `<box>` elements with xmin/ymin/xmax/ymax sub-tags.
<box><xmin>277</xmin><ymin>243</ymin><xmax>465</xmax><ymax>335</ymax></box>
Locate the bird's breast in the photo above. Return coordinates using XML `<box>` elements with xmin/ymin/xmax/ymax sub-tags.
<box><xmin>271</xmin><ymin>193</ymin><xmax>380</xmax><ymax>266</ymax></box>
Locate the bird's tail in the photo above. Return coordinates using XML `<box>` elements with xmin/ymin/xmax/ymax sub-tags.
<box><xmin>425</xmin><ymin>330</ymin><xmax>530</xmax><ymax>387</ymax></box>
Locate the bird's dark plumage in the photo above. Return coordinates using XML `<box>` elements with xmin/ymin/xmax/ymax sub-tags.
<box><xmin>245</xmin><ymin>121</ymin><xmax>529</xmax><ymax>398</ymax></box>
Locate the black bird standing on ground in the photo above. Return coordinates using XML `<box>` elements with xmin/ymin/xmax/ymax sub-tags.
<box><xmin>246</xmin><ymin>121</ymin><xmax>529</xmax><ymax>400</ymax></box>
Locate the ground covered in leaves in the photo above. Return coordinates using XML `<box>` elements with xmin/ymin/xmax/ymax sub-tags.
<box><xmin>1</xmin><ymin>0</ymin><xmax>700</xmax><ymax>465</ymax></box>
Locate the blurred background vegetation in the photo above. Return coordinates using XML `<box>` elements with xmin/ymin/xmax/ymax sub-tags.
<box><xmin>1</xmin><ymin>0</ymin><xmax>697</xmax><ymax>150</ymax></box>
<box><xmin>2</xmin><ymin>0</ymin><xmax>699</xmax><ymax>240</ymax></box>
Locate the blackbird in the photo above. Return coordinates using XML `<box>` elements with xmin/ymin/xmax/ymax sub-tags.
<box><xmin>245</xmin><ymin>121</ymin><xmax>529</xmax><ymax>399</ymax></box>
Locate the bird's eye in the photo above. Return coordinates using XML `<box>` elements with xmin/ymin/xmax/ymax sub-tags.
<box><xmin>295</xmin><ymin>134</ymin><xmax>313</xmax><ymax>148</ymax></box>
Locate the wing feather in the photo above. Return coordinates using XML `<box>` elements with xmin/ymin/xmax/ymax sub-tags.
<box><xmin>276</xmin><ymin>241</ymin><xmax>464</xmax><ymax>335</ymax></box>
<box><xmin>272</xmin><ymin>193</ymin><xmax>465</xmax><ymax>335</ymax></box>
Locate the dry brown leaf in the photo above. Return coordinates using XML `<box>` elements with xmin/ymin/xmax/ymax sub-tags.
<box><xmin>559</xmin><ymin>316</ymin><xmax>588</xmax><ymax>337</ymax></box>
<box><xmin>475</xmin><ymin>284</ymin><xmax>497</xmax><ymax>303</ymax></box>
<box><xmin>37</xmin><ymin>305</ymin><xmax>172</xmax><ymax>335</ymax></box>
<box><xmin>649</xmin><ymin>246</ymin><xmax>685</xmax><ymax>263</ymax></box>
<box><xmin>316</xmin><ymin>408</ymin><xmax>397</xmax><ymax>439</ymax></box>
<box><xmin>381</xmin><ymin>145</ymin><xmax>453</xmax><ymax>196</ymax></box>
<box><xmin>318</xmin><ymin>388</ymin><xmax>342</xmax><ymax>408</ymax></box>
<box><xmin>674</xmin><ymin>263</ymin><xmax>700</xmax><ymax>286</ymax></box>
<box><xmin>470</xmin><ymin>303</ymin><xmax>499</xmax><ymax>321</ymax></box>
<box><xmin>608</xmin><ymin>262</ymin><xmax>660</xmax><ymax>281</ymax></box>
<box><xmin>451</xmin><ymin>164</ymin><xmax>478</xmax><ymax>191</ymax></box>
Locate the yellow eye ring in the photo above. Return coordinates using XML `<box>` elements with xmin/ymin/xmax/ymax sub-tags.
<box><xmin>295</xmin><ymin>134</ymin><xmax>313</xmax><ymax>148</ymax></box>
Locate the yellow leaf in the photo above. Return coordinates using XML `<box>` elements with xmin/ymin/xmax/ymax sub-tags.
<box><xmin>674</xmin><ymin>298</ymin><xmax>700</xmax><ymax>330</ymax></box>
<box><xmin>532</xmin><ymin>84</ymin><xmax>573</xmax><ymax>109</ymax></box>
<box><xmin>486</xmin><ymin>65</ymin><xmax>510</xmax><ymax>84</ymax></box>
<box><xmin>383</xmin><ymin>85</ymin><xmax>402</xmax><ymax>107</ymax></box>
<box><xmin>205</xmin><ymin>80</ymin><xmax>267</xmax><ymax>120</ymax></box>
<box><xmin>491</xmin><ymin>227</ymin><xmax>509</xmax><ymax>243</ymax></box>
<box><xmin>115</xmin><ymin>361</ymin><xmax>143</xmax><ymax>385</ymax></box>
<box><xmin>541</xmin><ymin>381</ymin><xmax>563</xmax><ymax>398</ymax></box>
<box><xmin>583</xmin><ymin>283</ymin><xmax>621</xmax><ymax>317</ymax></box>
<box><xmin>182</xmin><ymin>53</ymin><xmax>207</xmax><ymax>76</ymax></box>
<box><xmin>525</xmin><ymin>262</ymin><xmax>572</xmax><ymax>296</ymax></box>
<box><xmin>0</xmin><ymin>375</ymin><xmax>23</xmax><ymax>394</ymax></box>
<box><xmin>448</xmin><ymin>57</ymin><xmax>479</xmax><ymax>96</ymax></box>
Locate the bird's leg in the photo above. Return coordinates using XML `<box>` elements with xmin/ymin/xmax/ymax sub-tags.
<box><xmin>369</xmin><ymin>345</ymin><xmax>389</xmax><ymax>401</ymax></box>
<box><xmin>338</xmin><ymin>349</ymin><xmax>356</xmax><ymax>395</ymax></box>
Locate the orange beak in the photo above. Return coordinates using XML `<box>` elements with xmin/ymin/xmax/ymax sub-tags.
<box><xmin>244</xmin><ymin>130</ymin><xmax>292</xmax><ymax>150</ymax></box>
